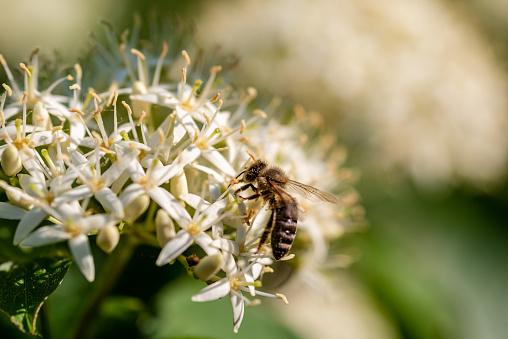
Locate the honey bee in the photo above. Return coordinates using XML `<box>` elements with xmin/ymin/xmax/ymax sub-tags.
<box><xmin>235</xmin><ymin>156</ymin><xmax>339</xmax><ymax>260</ymax></box>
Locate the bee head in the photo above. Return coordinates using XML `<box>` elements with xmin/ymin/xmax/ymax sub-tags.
<box><xmin>244</xmin><ymin>159</ymin><xmax>267</xmax><ymax>182</ymax></box>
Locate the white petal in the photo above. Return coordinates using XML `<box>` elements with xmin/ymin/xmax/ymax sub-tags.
<box><xmin>202</xmin><ymin>151</ymin><xmax>236</xmax><ymax>177</ymax></box>
<box><xmin>0</xmin><ymin>202</ymin><xmax>26</xmax><ymax>220</ymax></box>
<box><xmin>95</xmin><ymin>188</ymin><xmax>124</xmax><ymax>220</ymax></box>
<box><xmin>212</xmin><ymin>238</ymin><xmax>239</xmax><ymax>256</ymax></box>
<box><xmin>179</xmin><ymin>193</ymin><xmax>210</xmax><ymax>211</ymax></box>
<box><xmin>19</xmin><ymin>148</ymin><xmax>46</xmax><ymax>184</ymax></box>
<box><xmin>102</xmin><ymin>146</ymin><xmax>139</xmax><ymax>187</ymax></box>
<box><xmin>53</xmin><ymin>200</ymin><xmax>84</xmax><ymax>220</ymax></box>
<box><xmin>69</xmin><ymin>234</ymin><xmax>95</xmax><ymax>282</ymax></box>
<box><xmin>230</xmin><ymin>290</ymin><xmax>245</xmax><ymax>333</ymax></box>
<box><xmin>155</xmin><ymin>230</ymin><xmax>193</xmax><ymax>266</ymax></box>
<box><xmin>30</xmin><ymin>131</ymin><xmax>54</xmax><ymax>146</ymax></box>
<box><xmin>50</xmin><ymin>170</ymin><xmax>78</xmax><ymax>195</ymax></box>
<box><xmin>201</xmin><ymin>198</ymin><xmax>228</xmax><ymax>230</ymax></box>
<box><xmin>14</xmin><ymin>207</ymin><xmax>47</xmax><ymax>245</ymax></box>
<box><xmin>70</xmin><ymin>114</ymin><xmax>86</xmax><ymax>149</ymax></box>
<box><xmin>191</xmin><ymin>278</ymin><xmax>231</xmax><ymax>302</ymax></box>
<box><xmin>20</xmin><ymin>225</ymin><xmax>71</xmax><ymax>247</ymax></box>
<box><xmin>52</xmin><ymin>185</ymin><xmax>92</xmax><ymax>205</ymax></box>
<box><xmin>175</xmin><ymin>105</ymin><xmax>199</xmax><ymax>136</ymax></box>
<box><xmin>119</xmin><ymin>183</ymin><xmax>145</xmax><ymax>207</ymax></box>
<box><xmin>148</xmin><ymin>187</ymin><xmax>191</xmax><ymax>226</ymax></box>
<box><xmin>209</xmin><ymin>181</ymin><xmax>221</xmax><ymax>201</ymax></box>
<box><xmin>80</xmin><ymin>214</ymin><xmax>110</xmax><ymax>234</ymax></box>
<box><xmin>67</xmin><ymin>147</ymin><xmax>88</xmax><ymax>166</ymax></box>
<box><xmin>193</xmin><ymin>233</ymin><xmax>219</xmax><ymax>256</ymax></box>
<box><xmin>18</xmin><ymin>174</ymin><xmax>46</xmax><ymax>198</ymax></box>
<box><xmin>223</xmin><ymin>251</ymin><xmax>238</xmax><ymax>276</ymax></box>
<box><xmin>126</xmin><ymin>157</ymin><xmax>146</xmax><ymax>184</ymax></box>
<box><xmin>190</xmin><ymin>163</ymin><xmax>227</xmax><ymax>186</ymax></box>
<box><xmin>152</xmin><ymin>145</ymin><xmax>201</xmax><ymax>185</ymax></box>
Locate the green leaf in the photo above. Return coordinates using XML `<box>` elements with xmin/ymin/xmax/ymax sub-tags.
<box><xmin>0</xmin><ymin>257</ymin><xmax>72</xmax><ymax>335</ymax></box>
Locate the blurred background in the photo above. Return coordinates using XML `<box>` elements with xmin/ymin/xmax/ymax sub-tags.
<box><xmin>1</xmin><ymin>0</ymin><xmax>508</xmax><ymax>338</ymax></box>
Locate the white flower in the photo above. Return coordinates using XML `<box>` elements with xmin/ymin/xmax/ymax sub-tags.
<box><xmin>156</xmin><ymin>194</ymin><xmax>229</xmax><ymax>266</ymax></box>
<box><xmin>20</xmin><ymin>204</ymin><xmax>109</xmax><ymax>282</ymax></box>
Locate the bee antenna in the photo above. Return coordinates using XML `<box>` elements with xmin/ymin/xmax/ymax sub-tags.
<box><xmin>246</xmin><ymin>150</ymin><xmax>256</xmax><ymax>162</ymax></box>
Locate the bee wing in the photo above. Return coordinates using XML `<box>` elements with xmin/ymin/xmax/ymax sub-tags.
<box><xmin>286</xmin><ymin>180</ymin><xmax>339</xmax><ymax>204</ymax></box>
<box><xmin>270</xmin><ymin>184</ymin><xmax>306</xmax><ymax>221</ymax></box>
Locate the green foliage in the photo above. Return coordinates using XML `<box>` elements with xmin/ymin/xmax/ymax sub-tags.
<box><xmin>0</xmin><ymin>256</ymin><xmax>71</xmax><ymax>335</ymax></box>
<box><xmin>0</xmin><ymin>220</ymin><xmax>72</xmax><ymax>335</ymax></box>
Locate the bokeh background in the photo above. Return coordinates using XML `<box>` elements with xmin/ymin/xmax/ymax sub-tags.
<box><xmin>1</xmin><ymin>0</ymin><xmax>508</xmax><ymax>338</ymax></box>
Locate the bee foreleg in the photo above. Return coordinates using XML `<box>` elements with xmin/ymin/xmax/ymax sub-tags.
<box><xmin>234</xmin><ymin>183</ymin><xmax>257</xmax><ymax>195</ymax></box>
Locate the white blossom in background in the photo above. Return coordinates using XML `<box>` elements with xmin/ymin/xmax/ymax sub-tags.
<box><xmin>0</xmin><ymin>21</ymin><xmax>361</xmax><ymax>332</ymax></box>
<box><xmin>196</xmin><ymin>0</ymin><xmax>508</xmax><ymax>190</ymax></box>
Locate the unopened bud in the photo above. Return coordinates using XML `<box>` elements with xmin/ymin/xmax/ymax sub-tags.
<box><xmin>194</xmin><ymin>254</ymin><xmax>224</xmax><ymax>281</ymax></box>
<box><xmin>124</xmin><ymin>194</ymin><xmax>150</xmax><ymax>223</ymax></box>
<box><xmin>170</xmin><ymin>170</ymin><xmax>188</xmax><ymax>202</ymax></box>
<box><xmin>96</xmin><ymin>223</ymin><xmax>120</xmax><ymax>253</ymax></box>
<box><xmin>155</xmin><ymin>209</ymin><xmax>175</xmax><ymax>247</ymax></box>
<box><xmin>130</xmin><ymin>81</ymin><xmax>151</xmax><ymax>118</ymax></box>
<box><xmin>6</xmin><ymin>186</ymin><xmax>32</xmax><ymax>209</ymax></box>
<box><xmin>32</xmin><ymin>101</ymin><xmax>52</xmax><ymax>130</ymax></box>
<box><xmin>1</xmin><ymin>144</ymin><xmax>22</xmax><ymax>176</ymax></box>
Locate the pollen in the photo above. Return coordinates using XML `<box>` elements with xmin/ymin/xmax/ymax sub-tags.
<box><xmin>186</xmin><ymin>221</ymin><xmax>201</xmax><ymax>236</ymax></box>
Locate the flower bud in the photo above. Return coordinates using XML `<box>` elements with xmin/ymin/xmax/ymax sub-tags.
<box><xmin>194</xmin><ymin>254</ymin><xmax>224</xmax><ymax>281</ymax></box>
<box><xmin>96</xmin><ymin>223</ymin><xmax>120</xmax><ymax>253</ymax></box>
<box><xmin>32</xmin><ymin>101</ymin><xmax>52</xmax><ymax>130</ymax></box>
<box><xmin>1</xmin><ymin>144</ymin><xmax>22</xmax><ymax>176</ymax></box>
<box><xmin>123</xmin><ymin>194</ymin><xmax>150</xmax><ymax>223</ymax></box>
<box><xmin>130</xmin><ymin>81</ymin><xmax>151</xmax><ymax>118</ymax></box>
<box><xmin>170</xmin><ymin>170</ymin><xmax>188</xmax><ymax>201</ymax></box>
<box><xmin>155</xmin><ymin>209</ymin><xmax>175</xmax><ymax>247</ymax></box>
<box><xmin>6</xmin><ymin>186</ymin><xmax>32</xmax><ymax>209</ymax></box>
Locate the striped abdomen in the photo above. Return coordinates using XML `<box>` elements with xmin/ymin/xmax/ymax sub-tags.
<box><xmin>271</xmin><ymin>199</ymin><xmax>299</xmax><ymax>260</ymax></box>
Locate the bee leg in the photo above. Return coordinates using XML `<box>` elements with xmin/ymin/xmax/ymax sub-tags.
<box><xmin>257</xmin><ymin>209</ymin><xmax>276</xmax><ymax>253</ymax></box>
<box><xmin>241</xmin><ymin>193</ymin><xmax>260</xmax><ymax>200</ymax></box>
<box><xmin>234</xmin><ymin>183</ymin><xmax>257</xmax><ymax>195</ymax></box>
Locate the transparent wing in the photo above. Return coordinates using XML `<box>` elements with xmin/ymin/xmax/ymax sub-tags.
<box><xmin>271</xmin><ymin>184</ymin><xmax>305</xmax><ymax>220</ymax></box>
<box><xmin>286</xmin><ymin>180</ymin><xmax>339</xmax><ymax>204</ymax></box>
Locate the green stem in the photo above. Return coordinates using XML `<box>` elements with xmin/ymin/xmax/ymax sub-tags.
<box><xmin>70</xmin><ymin>236</ymin><xmax>137</xmax><ymax>339</ymax></box>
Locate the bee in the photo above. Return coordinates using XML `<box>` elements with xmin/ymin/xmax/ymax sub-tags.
<box><xmin>235</xmin><ymin>156</ymin><xmax>339</xmax><ymax>260</ymax></box>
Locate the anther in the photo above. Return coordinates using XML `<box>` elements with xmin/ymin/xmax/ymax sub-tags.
<box><xmin>210</xmin><ymin>93</ymin><xmax>220</xmax><ymax>103</ymax></box>
<box><xmin>182</xmin><ymin>50</ymin><xmax>191</xmax><ymax>65</ymax></box>
<box><xmin>89</xmin><ymin>91</ymin><xmax>102</xmax><ymax>103</ymax></box>
<box><xmin>113</xmin><ymin>91</ymin><xmax>118</xmax><ymax>106</ymax></box>
<box><xmin>68</xmin><ymin>108</ymin><xmax>85</xmax><ymax>116</ymax></box>
<box><xmin>19</xmin><ymin>63</ymin><xmax>31</xmax><ymax>77</ymax></box>
<box><xmin>240</xmin><ymin>120</ymin><xmax>246</xmax><ymax>134</ymax></box>
<box><xmin>253</xmin><ymin>109</ymin><xmax>267</xmax><ymax>119</ymax></box>
<box><xmin>137</xmin><ymin>111</ymin><xmax>147</xmax><ymax>126</ymax></box>
<box><xmin>122</xmin><ymin>101</ymin><xmax>132</xmax><ymax>115</ymax></box>
<box><xmin>203</xmin><ymin>112</ymin><xmax>211</xmax><ymax>126</ymax></box>
<box><xmin>2</xmin><ymin>84</ymin><xmax>12</xmax><ymax>96</ymax></box>
<box><xmin>246</xmin><ymin>150</ymin><xmax>256</xmax><ymax>162</ymax></box>
<box><xmin>276</xmin><ymin>293</ymin><xmax>289</xmax><ymax>305</ymax></box>
<box><xmin>130</xmin><ymin>48</ymin><xmax>146</xmax><ymax>60</ymax></box>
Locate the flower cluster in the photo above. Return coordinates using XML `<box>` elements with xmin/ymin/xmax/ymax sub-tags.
<box><xmin>0</xmin><ymin>23</ymin><xmax>359</xmax><ymax>332</ymax></box>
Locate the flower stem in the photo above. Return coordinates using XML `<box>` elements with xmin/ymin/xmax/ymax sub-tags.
<box><xmin>70</xmin><ymin>235</ymin><xmax>138</xmax><ymax>339</ymax></box>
